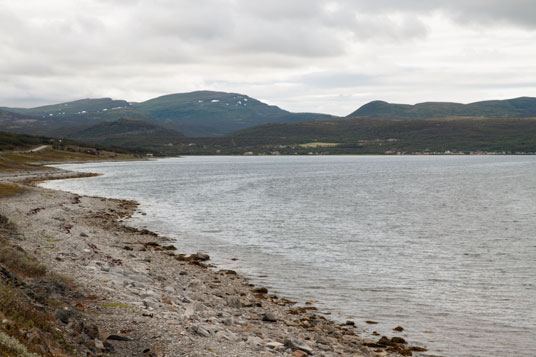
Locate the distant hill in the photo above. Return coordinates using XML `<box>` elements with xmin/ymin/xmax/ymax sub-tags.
<box><xmin>1</xmin><ymin>91</ymin><xmax>335</xmax><ymax>137</ymax></box>
<box><xmin>2</xmin><ymin>98</ymin><xmax>131</xmax><ymax>117</ymax></box>
<box><xmin>0</xmin><ymin>130</ymin><xmax>52</xmax><ymax>151</ymax></box>
<box><xmin>348</xmin><ymin>97</ymin><xmax>536</xmax><ymax>119</ymax></box>
<box><xmin>59</xmin><ymin>118</ymin><xmax>185</xmax><ymax>148</ymax></box>
<box><xmin>230</xmin><ymin>117</ymin><xmax>536</xmax><ymax>153</ymax></box>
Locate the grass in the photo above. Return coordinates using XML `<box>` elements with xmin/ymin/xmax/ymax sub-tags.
<box><xmin>299</xmin><ymin>142</ymin><xmax>340</xmax><ymax>148</ymax></box>
<box><xmin>0</xmin><ymin>146</ymin><xmax>137</xmax><ymax>172</ymax></box>
<box><xmin>0</xmin><ymin>330</ymin><xmax>40</xmax><ymax>357</ymax></box>
<box><xmin>0</xmin><ymin>183</ymin><xmax>22</xmax><ymax>196</ymax></box>
<box><xmin>0</xmin><ymin>246</ymin><xmax>47</xmax><ymax>277</ymax></box>
<box><xmin>102</xmin><ymin>302</ymin><xmax>134</xmax><ymax>310</ymax></box>
<box><xmin>0</xmin><ymin>214</ymin><xmax>74</xmax><ymax>355</ymax></box>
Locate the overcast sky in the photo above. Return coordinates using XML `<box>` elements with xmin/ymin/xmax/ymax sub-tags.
<box><xmin>1</xmin><ymin>0</ymin><xmax>535</xmax><ymax>115</ymax></box>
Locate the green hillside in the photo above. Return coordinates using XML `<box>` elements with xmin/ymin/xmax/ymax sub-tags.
<box><xmin>230</xmin><ymin>117</ymin><xmax>536</xmax><ymax>154</ymax></box>
<box><xmin>61</xmin><ymin>118</ymin><xmax>184</xmax><ymax>148</ymax></box>
<box><xmin>2</xmin><ymin>98</ymin><xmax>130</xmax><ymax>117</ymax></box>
<box><xmin>1</xmin><ymin>91</ymin><xmax>334</xmax><ymax>137</ymax></box>
<box><xmin>348</xmin><ymin>97</ymin><xmax>536</xmax><ymax>119</ymax></box>
<box><xmin>0</xmin><ymin>130</ymin><xmax>52</xmax><ymax>151</ymax></box>
<box><xmin>131</xmin><ymin>91</ymin><xmax>334</xmax><ymax>136</ymax></box>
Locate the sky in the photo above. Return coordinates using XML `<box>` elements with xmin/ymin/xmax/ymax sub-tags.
<box><xmin>1</xmin><ymin>0</ymin><xmax>535</xmax><ymax>116</ymax></box>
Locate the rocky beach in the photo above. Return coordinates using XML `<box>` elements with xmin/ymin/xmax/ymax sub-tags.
<box><xmin>0</xmin><ymin>166</ymin><xmax>424</xmax><ymax>356</ymax></box>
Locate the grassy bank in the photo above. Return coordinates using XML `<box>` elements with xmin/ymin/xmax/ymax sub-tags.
<box><xmin>0</xmin><ymin>145</ymin><xmax>138</xmax><ymax>172</ymax></box>
<box><xmin>0</xmin><ymin>214</ymin><xmax>73</xmax><ymax>356</ymax></box>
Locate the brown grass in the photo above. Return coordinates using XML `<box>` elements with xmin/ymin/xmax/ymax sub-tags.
<box><xmin>0</xmin><ymin>183</ymin><xmax>22</xmax><ymax>196</ymax></box>
<box><xmin>0</xmin><ymin>215</ymin><xmax>73</xmax><ymax>355</ymax></box>
<box><xmin>0</xmin><ymin>146</ymin><xmax>137</xmax><ymax>172</ymax></box>
<box><xmin>0</xmin><ymin>246</ymin><xmax>47</xmax><ymax>277</ymax></box>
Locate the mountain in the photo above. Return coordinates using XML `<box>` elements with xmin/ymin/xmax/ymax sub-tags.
<box><xmin>1</xmin><ymin>91</ymin><xmax>335</xmax><ymax>137</ymax></box>
<box><xmin>59</xmin><ymin>118</ymin><xmax>184</xmax><ymax>148</ymax></box>
<box><xmin>2</xmin><ymin>98</ymin><xmax>131</xmax><ymax>117</ymax></box>
<box><xmin>129</xmin><ymin>91</ymin><xmax>334</xmax><ymax>136</ymax></box>
<box><xmin>347</xmin><ymin>97</ymin><xmax>536</xmax><ymax>119</ymax></box>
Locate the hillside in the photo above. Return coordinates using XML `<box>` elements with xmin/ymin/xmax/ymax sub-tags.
<box><xmin>229</xmin><ymin>117</ymin><xmax>536</xmax><ymax>154</ymax></box>
<box><xmin>347</xmin><ymin>97</ymin><xmax>536</xmax><ymax>119</ymax></box>
<box><xmin>60</xmin><ymin>118</ymin><xmax>185</xmax><ymax>148</ymax></box>
<box><xmin>1</xmin><ymin>91</ymin><xmax>334</xmax><ymax>137</ymax></box>
<box><xmin>130</xmin><ymin>91</ymin><xmax>334</xmax><ymax>136</ymax></box>
<box><xmin>0</xmin><ymin>130</ymin><xmax>52</xmax><ymax>151</ymax></box>
<box><xmin>2</xmin><ymin>98</ymin><xmax>131</xmax><ymax>117</ymax></box>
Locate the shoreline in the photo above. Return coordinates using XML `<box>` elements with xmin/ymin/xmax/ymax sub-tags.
<box><xmin>0</xmin><ymin>166</ymin><xmax>427</xmax><ymax>356</ymax></box>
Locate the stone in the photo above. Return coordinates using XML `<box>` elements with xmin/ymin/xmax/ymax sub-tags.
<box><xmin>391</xmin><ymin>336</ymin><xmax>407</xmax><ymax>344</ymax></box>
<box><xmin>143</xmin><ymin>299</ymin><xmax>159</xmax><ymax>309</ymax></box>
<box><xmin>227</xmin><ymin>296</ymin><xmax>241</xmax><ymax>308</ymax></box>
<box><xmin>107</xmin><ymin>334</ymin><xmax>132</xmax><ymax>341</ymax></box>
<box><xmin>266</xmin><ymin>341</ymin><xmax>284</xmax><ymax>349</ymax></box>
<box><xmin>262</xmin><ymin>312</ymin><xmax>277</xmax><ymax>322</ymax></box>
<box><xmin>190</xmin><ymin>252</ymin><xmax>210</xmax><ymax>261</ymax></box>
<box><xmin>253</xmin><ymin>287</ymin><xmax>268</xmax><ymax>294</ymax></box>
<box><xmin>95</xmin><ymin>338</ymin><xmax>105</xmax><ymax>350</ymax></box>
<box><xmin>247</xmin><ymin>336</ymin><xmax>263</xmax><ymax>347</ymax></box>
<box><xmin>284</xmin><ymin>338</ymin><xmax>313</xmax><ymax>355</ymax></box>
<box><xmin>188</xmin><ymin>279</ymin><xmax>202</xmax><ymax>288</ymax></box>
<box><xmin>377</xmin><ymin>336</ymin><xmax>393</xmax><ymax>346</ymax></box>
<box><xmin>54</xmin><ymin>307</ymin><xmax>75</xmax><ymax>324</ymax></box>
<box><xmin>83</xmin><ymin>322</ymin><xmax>99</xmax><ymax>339</ymax></box>
<box><xmin>292</xmin><ymin>351</ymin><xmax>308</xmax><ymax>357</ymax></box>
<box><xmin>345</xmin><ymin>320</ymin><xmax>355</xmax><ymax>326</ymax></box>
<box><xmin>191</xmin><ymin>325</ymin><xmax>210</xmax><ymax>337</ymax></box>
<box><xmin>80</xmin><ymin>232</ymin><xmax>88</xmax><ymax>237</ymax></box>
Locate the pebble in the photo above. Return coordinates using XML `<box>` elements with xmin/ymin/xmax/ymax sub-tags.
<box><xmin>284</xmin><ymin>338</ymin><xmax>313</xmax><ymax>355</ymax></box>
<box><xmin>191</xmin><ymin>325</ymin><xmax>211</xmax><ymax>337</ymax></box>
<box><xmin>262</xmin><ymin>312</ymin><xmax>277</xmax><ymax>322</ymax></box>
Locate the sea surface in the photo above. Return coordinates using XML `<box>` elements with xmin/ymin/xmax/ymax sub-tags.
<box><xmin>41</xmin><ymin>156</ymin><xmax>536</xmax><ymax>357</ymax></box>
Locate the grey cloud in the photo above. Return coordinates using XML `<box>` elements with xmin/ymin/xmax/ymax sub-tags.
<box><xmin>299</xmin><ymin>72</ymin><xmax>378</xmax><ymax>89</ymax></box>
<box><xmin>339</xmin><ymin>0</ymin><xmax>536</xmax><ymax>28</ymax></box>
<box><xmin>0</xmin><ymin>0</ymin><xmax>535</xmax><ymax>113</ymax></box>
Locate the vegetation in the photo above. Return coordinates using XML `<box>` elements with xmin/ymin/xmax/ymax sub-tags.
<box><xmin>0</xmin><ymin>215</ymin><xmax>72</xmax><ymax>356</ymax></box>
<box><xmin>130</xmin><ymin>91</ymin><xmax>334</xmax><ymax>136</ymax></box>
<box><xmin>0</xmin><ymin>130</ymin><xmax>146</xmax><ymax>171</ymax></box>
<box><xmin>224</xmin><ymin>117</ymin><xmax>536</xmax><ymax>154</ymax></box>
<box><xmin>347</xmin><ymin>96</ymin><xmax>536</xmax><ymax>119</ymax></box>
<box><xmin>1</xmin><ymin>91</ymin><xmax>335</xmax><ymax>138</ymax></box>
<box><xmin>4</xmin><ymin>94</ymin><xmax>536</xmax><ymax>155</ymax></box>
<box><xmin>59</xmin><ymin>118</ymin><xmax>185</xmax><ymax>148</ymax></box>
<box><xmin>2</xmin><ymin>98</ymin><xmax>130</xmax><ymax>117</ymax></box>
<box><xmin>0</xmin><ymin>183</ymin><xmax>22</xmax><ymax>196</ymax></box>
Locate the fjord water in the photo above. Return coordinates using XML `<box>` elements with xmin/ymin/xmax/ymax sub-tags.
<box><xmin>42</xmin><ymin>156</ymin><xmax>536</xmax><ymax>356</ymax></box>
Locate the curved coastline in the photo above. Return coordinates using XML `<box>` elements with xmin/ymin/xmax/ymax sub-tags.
<box><xmin>0</xmin><ymin>165</ymin><xmax>427</xmax><ymax>356</ymax></box>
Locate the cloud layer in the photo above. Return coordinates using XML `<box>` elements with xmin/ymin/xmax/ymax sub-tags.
<box><xmin>1</xmin><ymin>0</ymin><xmax>535</xmax><ymax>115</ymax></box>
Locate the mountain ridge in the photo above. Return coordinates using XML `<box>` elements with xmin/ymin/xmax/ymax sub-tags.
<box><xmin>1</xmin><ymin>91</ymin><xmax>335</xmax><ymax>137</ymax></box>
<box><xmin>347</xmin><ymin>96</ymin><xmax>536</xmax><ymax>119</ymax></box>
